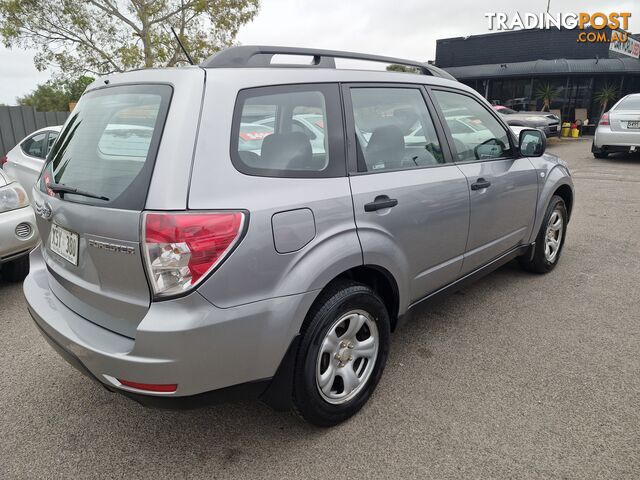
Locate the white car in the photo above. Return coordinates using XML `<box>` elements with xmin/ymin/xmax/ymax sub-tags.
<box><xmin>0</xmin><ymin>168</ymin><xmax>38</xmax><ymax>281</ymax></box>
<box><xmin>592</xmin><ymin>93</ymin><xmax>640</xmax><ymax>158</ymax></box>
<box><xmin>3</xmin><ymin>125</ymin><xmax>62</xmax><ymax>199</ymax></box>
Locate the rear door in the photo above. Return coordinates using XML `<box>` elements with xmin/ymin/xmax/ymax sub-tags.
<box><xmin>344</xmin><ymin>84</ymin><xmax>470</xmax><ymax>303</ymax></box>
<box><xmin>429</xmin><ymin>87</ymin><xmax>538</xmax><ymax>274</ymax></box>
<box><xmin>31</xmin><ymin>82</ymin><xmax>182</xmax><ymax>338</ymax></box>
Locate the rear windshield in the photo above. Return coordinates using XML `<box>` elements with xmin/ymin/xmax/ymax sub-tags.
<box><xmin>617</xmin><ymin>96</ymin><xmax>640</xmax><ymax>111</ymax></box>
<box><xmin>40</xmin><ymin>84</ymin><xmax>172</xmax><ymax>209</ymax></box>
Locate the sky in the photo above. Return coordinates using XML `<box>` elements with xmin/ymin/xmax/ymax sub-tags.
<box><xmin>0</xmin><ymin>0</ymin><xmax>638</xmax><ymax>105</ymax></box>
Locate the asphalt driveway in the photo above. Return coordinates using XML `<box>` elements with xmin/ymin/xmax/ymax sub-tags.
<box><xmin>1</xmin><ymin>138</ymin><xmax>639</xmax><ymax>479</ymax></box>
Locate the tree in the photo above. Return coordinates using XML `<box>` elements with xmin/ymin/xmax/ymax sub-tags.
<box><xmin>0</xmin><ymin>0</ymin><xmax>259</xmax><ymax>77</ymax></box>
<box><xmin>594</xmin><ymin>85</ymin><xmax>618</xmax><ymax>115</ymax></box>
<box><xmin>535</xmin><ymin>83</ymin><xmax>559</xmax><ymax>112</ymax></box>
<box><xmin>17</xmin><ymin>76</ymin><xmax>95</xmax><ymax>111</ymax></box>
<box><xmin>386</xmin><ymin>64</ymin><xmax>420</xmax><ymax>74</ymax></box>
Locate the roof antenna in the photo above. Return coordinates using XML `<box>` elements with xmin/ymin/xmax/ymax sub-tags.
<box><xmin>170</xmin><ymin>27</ymin><xmax>194</xmax><ymax>65</ymax></box>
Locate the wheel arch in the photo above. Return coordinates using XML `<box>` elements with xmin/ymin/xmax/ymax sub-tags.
<box><xmin>554</xmin><ymin>183</ymin><xmax>573</xmax><ymax>220</ymax></box>
<box><xmin>304</xmin><ymin>264</ymin><xmax>401</xmax><ymax>332</ymax></box>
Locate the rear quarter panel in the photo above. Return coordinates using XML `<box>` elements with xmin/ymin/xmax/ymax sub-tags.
<box><xmin>188</xmin><ymin>71</ymin><xmax>363</xmax><ymax>315</ymax></box>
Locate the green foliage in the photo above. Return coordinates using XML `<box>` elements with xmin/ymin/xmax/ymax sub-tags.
<box><xmin>0</xmin><ymin>0</ymin><xmax>260</xmax><ymax>77</ymax></box>
<box><xmin>535</xmin><ymin>83</ymin><xmax>559</xmax><ymax>112</ymax></box>
<box><xmin>17</xmin><ymin>76</ymin><xmax>94</xmax><ymax>111</ymax></box>
<box><xmin>386</xmin><ymin>64</ymin><xmax>420</xmax><ymax>74</ymax></box>
<box><xmin>594</xmin><ymin>84</ymin><xmax>618</xmax><ymax>113</ymax></box>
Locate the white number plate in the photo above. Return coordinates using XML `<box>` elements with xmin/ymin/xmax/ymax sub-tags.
<box><xmin>49</xmin><ymin>224</ymin><xmax>79</xmax><ymax>265</ymax></box>
<box><xmin>627</xmin><ymin>121</ymin><xmax>640</xmax><ymax>129</ymax></box>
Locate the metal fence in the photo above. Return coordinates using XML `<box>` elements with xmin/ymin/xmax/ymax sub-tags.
<box><xmin>0</xmin><ymin>106</ymin><xmax>69</xmax><ymax>157</ymax></box>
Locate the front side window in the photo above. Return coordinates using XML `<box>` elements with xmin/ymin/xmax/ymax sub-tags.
<box><xmin>21</xmin><ymin>132</ymin><xmax>48</xmax><ymax>158</ymax></box>
<box><xmin>40</xmin><ymin>84</ymin><xmax>172</xmax><ymax>209</ymax></box>
<box><xmin>349</xmin><ymin>87</ymin><xmax>444</xmax><ymax>173</ymax></box>
<box><xmin>232</xmin><ymin>84</ymin><xmax>343</xmax><ymax>177</ymax></box>
<box><xmin>433</xmin><ymin>90</ymin><xmax>512</xmax><ymax>162</ymax></box>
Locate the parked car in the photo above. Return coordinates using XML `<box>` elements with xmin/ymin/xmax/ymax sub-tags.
<box><xmin>493</xmin><ymin>106</ymin><xmax>560</xmax><ymax>138</ymax></box>
<box><xmin>2</xmin><ymin>126</ymin><xmax>62</xmax><ymax>199</ymax></box>
<box><xmin>24</xmin><ymin>46</ymin><xmax>574</xmax><ymax>427</ymax></box>
<box><xmin>0</xmin><ymin>169</ymin><xmax>38</xmax><ymax>282</ymax></box>
<box><xmin>592</xmin><ymin>93</ymin><xmax>640</xmax><ymax>158</ymax></box>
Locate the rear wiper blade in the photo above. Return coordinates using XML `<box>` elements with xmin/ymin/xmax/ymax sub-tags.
<box><xmin>47</xmin><ymin>183</ymin><xmax>110</xmax><ymax>202</ymax></box>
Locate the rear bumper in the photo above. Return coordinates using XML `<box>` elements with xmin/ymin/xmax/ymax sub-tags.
<box><xmin>27</xmin><ymin>313</ymin><xmax>271</xmax><ymax>408</ymax></box>
<box><xmin>24</xmin><ymin>246</ymin><xmax>318</xmax><ymax>405</ymax></box>
<box><xmin>0</xmin><ymin>206</ymin><xmax>38</xmax><ymax>263</ymax></box>
<box><xmin>594</xmin><ymin>126</ymin><xmax>640</xmax><ymax>148</ymax></box>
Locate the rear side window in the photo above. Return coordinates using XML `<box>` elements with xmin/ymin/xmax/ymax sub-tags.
<box><xmin>40</xmin><ymin>84</ymin><xmax>172</xmax><ymax>209</ymax></box>
<box><xmin>46</xmin><ymin>132</ymin><xmax>58</xmax><ymax>155</ymax></box>
<box><xmin>231</xmin><ymin>84</ymin><xmax>345</xmax><ymax>178</ymax></box>
<box><xmin>21</xmin><ymin>132</ymin><xmax>48</xmax><ymax>158</ymax></box>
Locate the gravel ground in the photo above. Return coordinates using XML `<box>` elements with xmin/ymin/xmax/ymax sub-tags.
<box><xmin>1</xmin><ymin>139</ymin><xmax>639</xmax><ymax>479</ymax></box>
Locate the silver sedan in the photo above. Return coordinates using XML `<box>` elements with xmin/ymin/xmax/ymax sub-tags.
<box><xmin>0</xmin><ymin>169</ymin><xmax>38</xmax><ymax>281</ymax></box>
<box><xmin>593</xmin><ymin>93</ymin><xmax>640</xmax><ymax>158</ymax></box>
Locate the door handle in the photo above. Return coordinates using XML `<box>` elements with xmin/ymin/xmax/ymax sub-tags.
<box><xmin>364</xmin><ymin>195</ymin><xmax>398</xmax><ymax>212</ymax></box>
<box><xmin>470</xmin><ymin>178</ymin><xmax>491</xmax><ymax>190</ymax></box>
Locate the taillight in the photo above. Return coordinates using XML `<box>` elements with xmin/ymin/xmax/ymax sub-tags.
<box><xmin>117</xmin><ymin>379</ymin><xmax>177</xmax><ymax>393</ymax></box>
<box><xmin>0</xmin><ymin>155</ymin><xmax>7</xmax><ymax>168</ymax></box>
<box><xmin>599</xmin><ymin>113</ymin><xmax>610</xmax><ymax>126</ymax></box>
<box><xmin>143</xmin><ymin>212</ymin><xmax>246</xmax><ymax>298</ymax></box>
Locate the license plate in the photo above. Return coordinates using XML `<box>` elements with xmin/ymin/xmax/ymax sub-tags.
<box><xmin>49</xmin><ymin>224</ymin><xmax>79</xmax><ymax>266</ymax></box>
<box><xmin>627</xmin><ymin>121</ymin><xmax>640</xmax><ymax>129</ymax></box>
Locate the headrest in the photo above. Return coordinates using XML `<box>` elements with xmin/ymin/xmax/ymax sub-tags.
<box><xmin>260</xmin><ymin>132</ymin><xmax>312</xmax><ymax>170</ymax></box>
<box><xmin>365</xmin><ymin>125</ymin><xmax>405</xmax><ymax>170</ymax></box>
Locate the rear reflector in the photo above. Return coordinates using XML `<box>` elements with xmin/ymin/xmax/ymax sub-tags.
<box><xmin>143</xmin><ymin>211</ymin><xmax>245</xmax><ymax>298</ymax></box>
<box><xmin>0</xmin><ymin>155</ymin><xmax>7</xmax><ymax>167</ymax></box>
<box><xmin>599</xmin><ymin>113</ymin><xmax>610</xmax><ymax>126</ymax></box>
<box><xmin>118</xmin><ymin>379</ymin><xmax>178</xmax><ymax>393</ymax></box>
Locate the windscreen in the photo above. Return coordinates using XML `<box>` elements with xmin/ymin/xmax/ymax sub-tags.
<box><xmin>40</xmin><ymin>84</ymin><xmax>172</xmax><ymax>210</ymax></box>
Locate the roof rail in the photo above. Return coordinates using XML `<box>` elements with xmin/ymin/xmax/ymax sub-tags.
<box><xmin>201</xmin><ymin>46</ymin><xmax>456</xmax><ymax>80</ymax></box>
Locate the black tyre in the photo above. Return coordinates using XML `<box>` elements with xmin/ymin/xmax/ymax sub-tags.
<box><xmin>520</xmin><ymin>195</ymin><xmax>568</xmax><ymax>273</ymax></box>
<box><xmin>1</xmin><ymin>255</ymin><xmax>29</xmax><ymax>282</ymax></box>
<box><xmin>293</xmin><ymin>280</ymin><xmax>390</xmax><ymax>427</ymax></box>
<box><xmin>592</xmin><ymin>141</ymin><xmax>608</xmax><ymax>159</ymax></box>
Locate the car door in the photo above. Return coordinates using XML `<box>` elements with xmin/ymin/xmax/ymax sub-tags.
<box><xmin>344</xmin><ymin>84</ymin><xmax>470</xmax><ymax>304</ymax></box>
<box><xmin>5</xmin><ymin>131</ymin><xmax>49</xmax><ymax>195</ymax></box>
<box><xmin>429</xmin><ymin>87</ymin><xmax>538</xmax><ymax>274</ymax></box>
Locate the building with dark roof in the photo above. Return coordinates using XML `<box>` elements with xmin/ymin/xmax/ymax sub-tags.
<box><xmin>436</xmin><ymin>28</ymin><xmax>640</xmax><ymax>123</ymax></box>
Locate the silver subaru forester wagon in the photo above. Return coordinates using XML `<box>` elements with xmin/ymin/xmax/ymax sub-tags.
<box><xmin>24</xmin><ymin>46</ymin><xmax>574</xmax><ymax>426</ymax></box>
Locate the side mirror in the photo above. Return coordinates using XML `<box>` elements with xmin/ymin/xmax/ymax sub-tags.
<box><xmin>519</xmin><ymin>128</ymin><xmax>546</xmax><ymax>157</ymax></box>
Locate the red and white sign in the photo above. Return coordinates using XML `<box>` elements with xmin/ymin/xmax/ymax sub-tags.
<box><xmin>610</xmin><ymin>33</ymin><xmax>640</xmax><ymax>59</ymax></box>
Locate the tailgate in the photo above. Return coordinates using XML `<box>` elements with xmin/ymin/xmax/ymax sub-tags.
<box><xmin>31</xmin><ymin>80</ymin><xmax>189</xmax><ymax>338</ymax></box>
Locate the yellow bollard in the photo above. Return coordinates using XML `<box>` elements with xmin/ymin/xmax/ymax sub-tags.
<box><xmin>571</xmin><ymin>123</ymin><xmax>579</xmax><ymax>138</ymax></box>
